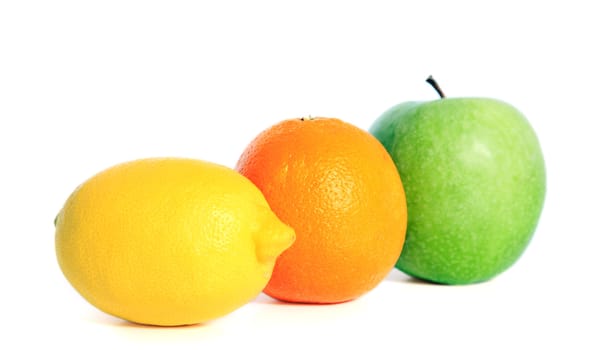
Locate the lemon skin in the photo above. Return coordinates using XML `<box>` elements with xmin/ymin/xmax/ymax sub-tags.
<box><xmin>55</xmin><ymin>158</ymin><xmax>294</xmax><ymax>326</ymax></box>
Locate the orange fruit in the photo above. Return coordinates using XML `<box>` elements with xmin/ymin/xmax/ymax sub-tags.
<box><xmin>236</xmin><ymin>117</ymin><xmax>407</xmax><ymax>303</ymax></box>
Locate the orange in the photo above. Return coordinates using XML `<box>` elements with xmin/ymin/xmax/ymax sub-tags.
<box><xmin>236</xmin><ymin>117</ymin><xmax>407</xmax><ymax>303</ymax></box>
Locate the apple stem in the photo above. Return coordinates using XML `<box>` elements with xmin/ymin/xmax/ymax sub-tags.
<box><xmin>426</xmin><ymin>75</ymin><xmax>446</xmax><ymax>99</ymax></box>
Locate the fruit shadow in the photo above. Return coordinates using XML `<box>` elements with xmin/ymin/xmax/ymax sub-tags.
<box><xmin>385</xmin><ymin>268</ymin><xmax>446</xmax><ymax>286</ymax></box>
<box><xmin>87</xmin><ymin>312</ymin><xmax>210</xmax><ymax>329</ymax></box>
<box><xmin>252</xmin><ymin>292</ymin><xmax>359</xmax><ymax>307</ymax></box>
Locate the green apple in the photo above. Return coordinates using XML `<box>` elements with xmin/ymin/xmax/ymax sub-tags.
<box><xmin>369</xmin><ymin>77</ymin><xmax>546</xmax><ymax>284</ymax></box>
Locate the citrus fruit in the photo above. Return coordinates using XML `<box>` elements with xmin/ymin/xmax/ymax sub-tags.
<box><xmin>236</xmin><ymin>117</ymin><xmax>407</xmax><ymax>303</ymax></box>
<box><xmin>55</xmin><ymin>157</ymin><xmax>295</xmax><ymax>326</ymax></box>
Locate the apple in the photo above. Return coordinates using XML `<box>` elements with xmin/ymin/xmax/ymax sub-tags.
<box><xmin>369</xmin><ymin>76</ymin><xmax>546</xmax><ymax>284</ymax></box>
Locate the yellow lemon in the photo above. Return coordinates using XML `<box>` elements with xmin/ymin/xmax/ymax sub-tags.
<box><xmin>55</xmin><ymin>158</ymin><xmax>295</xmax><ymax>326</ymax></box>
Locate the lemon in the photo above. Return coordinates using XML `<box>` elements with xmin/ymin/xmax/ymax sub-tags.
<box><xmin>55</xmin><ymin>158</ymin><xmax>295</xmax><ymax>326</ymax></box>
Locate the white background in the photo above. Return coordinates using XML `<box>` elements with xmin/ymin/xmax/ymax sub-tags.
<box><xmin>1</xmin><ymin>1</ymin><xmax>605</xmax><ymax>349</ymax></box>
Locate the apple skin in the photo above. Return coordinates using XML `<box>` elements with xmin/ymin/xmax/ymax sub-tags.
<box><xmin>370</xmin><ymin>98</ymin><xmax>546</xmax><ymax>284</ymax></box>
